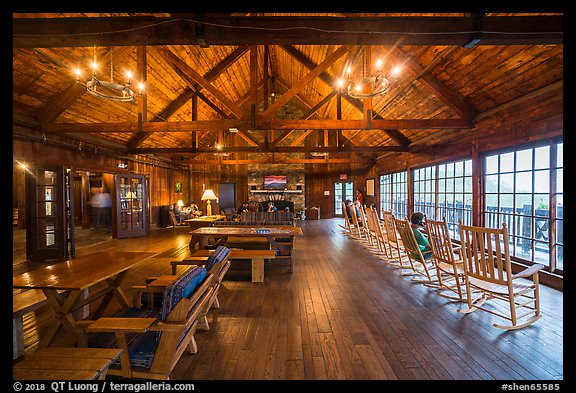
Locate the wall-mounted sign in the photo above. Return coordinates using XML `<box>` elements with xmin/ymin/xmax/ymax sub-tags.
<box><xmin>324</xmin><ymin>190</ymin><xmax>330</xmax><ymax>196</ymax></box>
<box><xmin>340</xmin><ymin>174</ymin><xmax>347</xmax><ymax>180</ymax></box>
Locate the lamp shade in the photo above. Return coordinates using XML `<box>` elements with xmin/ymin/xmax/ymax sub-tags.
<box><xmin>177</xmin><ymin>199</ymin><xmax>184</xmax><ymax>207</ymax></box>
<box><xmin>201</xmin><ymin>189</ymin><xmax>217</xmax><ymax>200</ymax></box>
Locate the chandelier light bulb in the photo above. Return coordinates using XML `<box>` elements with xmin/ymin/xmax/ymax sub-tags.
<box><xmin>339</xmin><ymin>49</ymin><xmax>402</xmax><ymax>99</ymax></box>
<box><xmin>76</xmin><ymin>46</ymin><xmax>138</xmax><ymax>102</ymax></box>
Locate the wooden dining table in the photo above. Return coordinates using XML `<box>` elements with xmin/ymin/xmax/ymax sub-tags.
<box><xmin>13</xmin><ymin>250</ymin><xmax>156</xmax><ymax>348</ymax></box>
<box><xmin>188</xmin><ymin>226</ymin><xmax>303</xmax><ymax>272</ymax></box>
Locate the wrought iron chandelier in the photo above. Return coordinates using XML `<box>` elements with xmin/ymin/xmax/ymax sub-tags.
<box><xmin>336</xmin><ymin>46</ymin><xmax>402</xmax><ymax>99</ymax></box>
<box><xmin>75</xmin><ymin>46</ymin><xmax>143</xmax><ymax>102</ymax></box>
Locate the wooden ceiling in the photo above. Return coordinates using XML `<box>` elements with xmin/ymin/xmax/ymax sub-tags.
<box><xmin>12</xmin><ymin>13</ymin><xmax>563</xmax><ymax>166</ymax></box>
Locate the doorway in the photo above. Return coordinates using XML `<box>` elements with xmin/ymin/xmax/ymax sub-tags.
<box><xmin>219</xmin><ymin>183</ymin><xmax>236</xmax><ymax>214</ymax></box>
<box><xmin>334</xmin><ymin>181</ymin><xmax>354</xmax><ymax>217</ymax></box>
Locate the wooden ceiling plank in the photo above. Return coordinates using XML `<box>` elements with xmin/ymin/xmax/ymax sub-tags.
<box><xmin>475</xmin><ymin>80</ymin><xmax>563</xmax><ymax>122</ymax></box>
<box><xmin>389</xmin><ymin>46</ymin><xmax>477</xmax><ymax>120</ymax></box>
<box><xmin>13</xmin><ymin>16</ymin><xmax>563</xmax><ymax>48</ymax></box>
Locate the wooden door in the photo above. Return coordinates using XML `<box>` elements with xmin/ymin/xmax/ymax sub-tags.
<box><xmin>114</xmin><ymin>173</ymin><xmax>148</xmax><ymax>238</ymax></box>
<box><xmin>25</xmin><ymin>166</ymin><xmax>68</xmax><ymax>262</ymax></box>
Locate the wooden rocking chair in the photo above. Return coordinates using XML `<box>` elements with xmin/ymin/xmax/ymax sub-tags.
<box><xmin>457</xmin><ymin>221</ymin><xmax>544</xmax><ymax>330</ymax></box>
<box><xmin>339</xmin><ymin>201</ymin><xmax>353</xmax><ymax>235</ymax></box>
<box><xmin>366</xmin><ymin>206</ymin><xmax>388</xmax><ymax>257</ymax></box>
<box><xmin>394</xmin><ymin>217</ymin><xmax>438</xmax><ymax>283</ymax></box>
<box><xmin>426</xmin><ymin>217</ymin><xmax>467</xmax><ymax>301</ymax></box>
<box><xmin>381</xmin><ymin>211</ymin><xmax>411</xmax><ymax>270</ymax></box>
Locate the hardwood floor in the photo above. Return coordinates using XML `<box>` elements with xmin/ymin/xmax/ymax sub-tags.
<box><xmin>13</xmin><ymin>219</ymin><xmax>564</xmax><ymax>381</ymax></box>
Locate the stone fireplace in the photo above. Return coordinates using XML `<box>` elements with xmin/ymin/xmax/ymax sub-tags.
<box><xmin>247</xmin><ymin>163</ymin><xmax>305</xmax><ymax>212</ymax></box>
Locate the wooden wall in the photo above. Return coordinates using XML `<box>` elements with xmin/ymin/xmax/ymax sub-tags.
<box><xmin>13</xmin><ymin>135</ymin><xmax>190</xmax><ymax>228</ymax></box>
<box><xmin>13</xmin><ymin>95</ymin><xmax>562</xmax><ymax>227</ymax></box>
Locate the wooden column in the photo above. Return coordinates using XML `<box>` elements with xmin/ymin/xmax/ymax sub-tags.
<box><xmin>471</xmin><ymin>141</ymin><xmax>482</xmax><ymax>226</ymax></box>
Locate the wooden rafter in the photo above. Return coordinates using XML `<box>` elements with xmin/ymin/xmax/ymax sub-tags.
<box><xmin>36</xmin><ymin>46</ymin><xmax>134</xmax><ymax>124</ymax></box>
<box><xmin>261</xmin><ymin>45</ymin><xmax>351</xmax><ymax>121</ymax></box>
<box><xmin>281</xmin><ymin>44</ymin><xmax>411</xmax><ymax>147</ymax></box>
<box><xmin>155</xmin><ymin>45</ymin><xmax>245</xmax><ymax>119</ymax></box>
<box><xmin>13</xmin><ymin>16</ymin><xmax>563</xmax><ymax>48</ymax></box>
<box><xmin>44</xmin><ymin>118</ymin><xmax>472</xmax><ymax>133</ymax></box>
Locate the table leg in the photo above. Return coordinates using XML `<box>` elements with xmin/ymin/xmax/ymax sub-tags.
<box><xmin>189</xmin><ymin>235</ymin><xmax>200</xmax><ymax>253</ymax></box>
<box><xmin>93</xmin><ymin>271</ymin><xmax>131</xmax><ymax>319</ymax></box>
<box><xmin>41</xmin><ymin>290</ymin><xmax>84</xmax><ymax>348</ymax></box>
<box><xmin>252</xmin><ymin>257</ymin><xmax>265</xmax><ymax>283</ymax></box>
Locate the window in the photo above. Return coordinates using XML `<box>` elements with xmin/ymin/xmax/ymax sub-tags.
<box><xmin>437</xmin><ymin>159</ymin><xmax>473</xmax><ymax>239</ymax></box>
<box><xmin>412</xmin><ymin>159</ymin><xmax>473</xmax><ymax>240</ymax></box>
<box><xmin>413</xmin><ymin>166</ymin><xmax>436</xmax><ymax>220</ymax></box>
<box><xmin>379</xmin><ymin>171</ymin><xmax>408</xmax><ymax>219</ymax></box>
<box><xmin>484</xmin><ymin>141</ymin><xmax>562</xmax><ymax>272</ymax></box>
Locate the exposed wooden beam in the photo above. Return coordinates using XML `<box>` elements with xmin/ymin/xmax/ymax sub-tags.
<box><xmin>45</xmin><ymin>118</ymin><xmax>472</xmax><ymax>133</ymax></box>
<box><xmin>130</xmin><ymin>45</ymin><xmax>249</xmax><ymax>145</ymax></box>
<box><xmin>390</xmin><ymin>46</ymin><xmax>477</xmax><ymax>121</ymax></box>
<box><xmin>281</xmin><ymin>45</ymin><xmax>411</xmax><ymax>147</ymax></box>
<box><xmin>155</xmin><ymin>45</ymin><xmax>245</xmax><ymax>119</ymax></box>
<box><xmin>37</xmin><ymin>46</ymin><xmax>133</xmax><ymax>124</ymax></box>
<box><xmin>290</xmin><ymin>130</ymin><xmax>314</xmax><ymax>146</ymax></box>
<box><xmin>261</xmin><ymin>45</ymin><xmax>351</xmax><ymax>121</ymax></box>
<box><xmin>186</xmin><ymin>157</ymin><xmax>369</xmax><ymax>165</ymax></box>
<box><xmin>236</xmin><ymin>130</ymin><xmax>261</xmax><ymax>147</ymax></box>
<box><xmin>13</xmin><ymin>16</ymin><xmax>563</xmax><ymax>48</ymax></box>
<box><xmin>270</xmin><ymin>91</ymin><xmax>337</xmax><ymax>148</ymax></box>
<box><xmin>130</xmin><ymin>145</ymin><xmax>406</xmax><ymax>154</ymax></box>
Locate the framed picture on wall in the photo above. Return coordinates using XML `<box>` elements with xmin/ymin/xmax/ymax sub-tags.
<box><xmin>174</xmin><ymin>181</ymin><xmax>182</xmax><ymax>194</ymax></box>
<box><xmin>366</xmin><ymin>178</ymin><xmax>375</xmax><ymax>197</ymax></box>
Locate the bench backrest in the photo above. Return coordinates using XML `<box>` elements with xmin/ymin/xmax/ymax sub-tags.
<box><xmin>160</xmin><ymin>266</ymin><xmax>207</xmax><ymax>321</ymax></box>
<box><xmin>204</xmin><ymin>245</ymin><xmax>230</xmax><ymax>273</ymax></box>
<box><xmin>239</xmin><ymin>211</ymin><xmax>293</xmax><ymax>225</ymax></box>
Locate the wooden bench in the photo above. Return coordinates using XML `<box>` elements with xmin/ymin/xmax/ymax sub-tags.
<box><xmin>13</xmin><ymin>347</ymin><xmax>122</xmax><ymax>380</ymax></box>
<box><xmin>81</xmin><ymin>266</ymin><xmax>215</xmax><ymax>379</ymax></box>
<box><xmin>172</xmin><ymin>248</ymin><xmax>276</xmax><ymax>283</ymax></box>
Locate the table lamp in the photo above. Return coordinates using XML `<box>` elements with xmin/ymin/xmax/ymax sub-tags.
<box><xmin>201</xmin><ymin>189</ymin><xmax>217</xmax><ymax>216</ymax></box>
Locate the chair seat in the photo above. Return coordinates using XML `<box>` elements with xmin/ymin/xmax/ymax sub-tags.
<box><xmin>469</xmin><ymin>276</ymin><xmax>535</xmax><ymax>295</ymax></box>
<box><xmin>436</xmin><ymin>260</ymin><xmax>465</xmax><ymax>275</ymax></box>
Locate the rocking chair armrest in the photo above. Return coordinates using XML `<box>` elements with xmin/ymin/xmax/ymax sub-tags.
<box><xmin>511</xmin><ymin>263</ymin><xmax>545</xmax><ymax>280</ymax></box>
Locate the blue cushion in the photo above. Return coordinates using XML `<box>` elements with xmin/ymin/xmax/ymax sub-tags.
<box><xmin>160</xmin><ymin>266</ymin><xmax>207</xmax><ymax>320</ymax></box>
<box><xmin>205</xmin><ymin>245</ymin><xmax>230</xmax><ymax>272</ymax></box>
